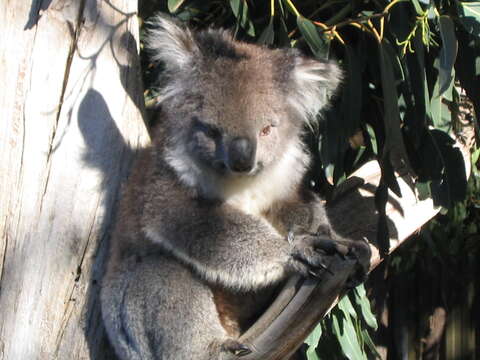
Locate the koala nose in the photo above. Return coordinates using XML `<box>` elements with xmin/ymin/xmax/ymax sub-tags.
<box><xmin>228</xmin><ymin>137</ymin><xmax>255</xmax><ymax>173</ymax></box>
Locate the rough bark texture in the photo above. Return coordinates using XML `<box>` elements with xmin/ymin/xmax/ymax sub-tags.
<box><xmin>0</xmin><ymin>1</ymin><xmax>149</xmax><ymax>359</ymax></box>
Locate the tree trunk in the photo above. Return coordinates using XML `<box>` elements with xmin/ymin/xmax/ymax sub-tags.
<box><xmin>0</xmin><ymin>1</ymin><xmax>149</xmax><ymax>359</ymax></box>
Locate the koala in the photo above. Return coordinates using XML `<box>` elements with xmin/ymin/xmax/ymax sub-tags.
<box><xmin>101</xmin><ymin>15</ymin><xmax>369</xmax><ymax>360</ymax></box>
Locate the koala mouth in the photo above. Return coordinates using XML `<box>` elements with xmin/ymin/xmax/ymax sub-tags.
<box><xmin>212</xmin><ymin>160</ymin><xmax>263</xmax><ymax>177</ymax></box>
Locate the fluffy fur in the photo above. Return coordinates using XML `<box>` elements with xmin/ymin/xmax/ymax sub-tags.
<box><xmin>101</xmin><ymin>15</ymin><xmax>365</xmax><ymax>360</ymax></box>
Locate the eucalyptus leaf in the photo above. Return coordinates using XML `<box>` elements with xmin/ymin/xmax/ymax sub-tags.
<box><xmin>332</xmin><ymin>311</ymin><xmax>367</xmax><ymax>360</ymax></box>
<box><xmin>378</xmin><ymin>40</ymin><xmax>411</xmax><ymax>175</ymax></box>
<box><xmin>338</xmin><ymin>296</ymin><xmax>357</xmax><ymax>320</ymax></box>
<box><xmin>167</xmin><ymin>0</ymin><xmax>186</xmax><ymax>13</ymax></box>
<box><xmin>431</xmin><ymin>56</ymin><xmax>454</xmax><ymax>132</ymax></box>
<box><xmin>437</xmin><ymin>16</ymin><xmax>458</xmax><ymax>96</ymax></box>
<box><xmin>365</xmin><ymin>124</ymin><xmax>378</xmax><ymax>155</ymax></box>
<box><xmin>342</xmin><ymin>45</ymin><xmax>363</xmax><ymax>138</ymax></box>
<box><xmin>354</xmin><ymin>285</ymin><xmax>378</xmax><ymax>330</ymax></box>
<box><xmin>429</xmin><ymin>129</ymin><xmax>467</xmax><ymax>207</ymax></box>
<box><xmin>361</xmin><ymin>329</ymin><xmax>382</xmax><ymax>359</ymax></box>
<box><xmin>258</xmin><ymin>19</ymin><xmax>275</xmax><ymax>45</ymax></box>
<box><xmin>229</xmin><ymin>0</ymin><xmax>256</xmax><ymax>37</ymax></box>
<box><xmin>411</xmin><ymin>0</ymin><xmax>426</xmax><ymax>15</ymax></box>
<box><xmin>305</xmin><ymin>324</ymin><xmax>322</xmax><ymax>360</ymax></box>
<box><xmin>297</xmin><ymin>16</ymin><xmax>328</xmax><ymax>57</ymax></box>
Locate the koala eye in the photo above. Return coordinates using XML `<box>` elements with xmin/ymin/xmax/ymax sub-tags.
<box><xmin>260</xmin><ymin>125</ymin><xmax>272</xmax><ymax>137</ymax></box>
<box><xmin>192</xmin><ymin>116</ymin><xmax>221</xmax><ymax>139</ymax></box>
<box><xmin>205</xmin><ymin>125</ymin><xmax>221</xmax><ymax>139</ymax></box>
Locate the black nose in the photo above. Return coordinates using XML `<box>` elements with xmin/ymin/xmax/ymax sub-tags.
<box><xmin>228</xmin><ymin>137</ymin><xmax>255</xmax><ymax>173</ymax></box>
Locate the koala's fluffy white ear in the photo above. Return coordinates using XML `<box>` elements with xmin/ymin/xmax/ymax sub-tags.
<box><xmin>291</xmin><ymin>56</ymin><xmax>343</xmax><ymax>119</ymax></box>
<box><xmin>146</xmin><ymin>15</ymin><xmax>198</xmax><ymax>70</ymax></box>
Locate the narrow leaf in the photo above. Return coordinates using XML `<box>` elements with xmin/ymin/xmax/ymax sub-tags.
<box><xmin>378</xmin><ymin>40</ymin><xmax>411</xmax><ymax>174</ymax></box>
<box><xmin>332</xmin><ymin>311</ymin><xmax>367</xmax><ymax>360</ymax></box>
<box><xmin>297</xmin><ymin>16</ymin><xmax>328</xmax><ymax>57</ymax></box>
<box><xmin>438</xmin><ymin>16</ymin><xmax>458</xmax><ymax>96</ymax></box>
<box><xmin>305</xmin><ymin>323</ymin><xmax>322</xmax><ymax>360</ymax></box>
<box><xmin>167</xmin><ymin>0</ymin><xmax>186</xmax><ymax>13</ymax></box>
<box><xmin>229</xmin><ymin>0</ymin><xmax>256</xmax><ymax>37</ymax></box>
<box><xmin>338</xmin><ymin>296</ymin><xmax>357</xmax><ymax>320</ymax></box>
<box><xmin>354</xmin><ymin>285</ymin><xmax>378</xmax><ymax>330</ymax></box>
<box><xmin>258</xmin><ymin>19</ymin><xmax>275</xmax><ymax>45</ymax></box>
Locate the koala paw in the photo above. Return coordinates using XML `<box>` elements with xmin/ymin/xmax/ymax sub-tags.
<box><xmin>287</xmin><ymin>232</ymin><xmax>371</xmax><ymax>285</ymax></box>
<box><xmin>221</xmin><ymin>339</ymin><xmax>252</xmax><ymax>357</ymax></box>
<box><xmin>340</xmin><ymin>240</ymin><xmax>371</xmax><ymax>289</ymax></box>
<box><xmin>287</xmin><ymin>232</ymin><xmax>350</xmax><ymax>278</ymax></box>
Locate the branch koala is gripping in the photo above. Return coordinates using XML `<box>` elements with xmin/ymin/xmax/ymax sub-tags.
<box><xmin>101</xmin><ymin>15</ymin><xmax>369</xmax><ymax>360</ymax></box>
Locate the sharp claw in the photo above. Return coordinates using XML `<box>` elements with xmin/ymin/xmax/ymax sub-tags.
<box><xmin>233</xmin><ymin>345</ymin><xmax>252</xmax><ymax>357</ymax></box>
<box><xmin>308</xmin><ymin>265</ymin><xmax>333</xmax><ymax>278</ymax></box>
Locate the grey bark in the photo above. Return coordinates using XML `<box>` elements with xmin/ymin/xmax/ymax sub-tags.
<box><xmin>0</xmin><ymin>1</ymin><xmax>149</xmax><ymax>359</ymax></box>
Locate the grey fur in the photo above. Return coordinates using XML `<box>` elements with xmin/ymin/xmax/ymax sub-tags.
<box><xmin>101</xmin><ymin>15</ymin><xmax>365</xmax><ymax>360</ymax></box>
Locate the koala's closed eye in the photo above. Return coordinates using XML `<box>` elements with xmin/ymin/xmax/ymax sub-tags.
<box><xmin>192</xmin><ymin>116</ymin><xmax>222</xmax><ymax>139</ymax></box>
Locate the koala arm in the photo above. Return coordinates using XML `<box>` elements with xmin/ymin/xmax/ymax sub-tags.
<box><xmin>143</xmin><ymin>202</ymin><xmax>292</xmax><ymax>291</ymax></box>
<box><xmin>265</xmin><ymin>191</ymin><xmax>332</xmax><ymax>237</ymax></box>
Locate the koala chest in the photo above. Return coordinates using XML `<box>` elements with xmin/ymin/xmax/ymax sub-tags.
<box><xmin>223</xmin><ymin>170</ymin><xmax>292</xmax><ymax>219</ymax></box>
<box><xmin>226</xmin><ymin>189</ymin><xmax>271</xmax><ymax>218</ymax></box>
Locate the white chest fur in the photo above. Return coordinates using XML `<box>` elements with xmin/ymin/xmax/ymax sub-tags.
<box><xmin>223</xmin><ymin>142</ymin><xmax>308</xmax><ymax>217</ymax></box>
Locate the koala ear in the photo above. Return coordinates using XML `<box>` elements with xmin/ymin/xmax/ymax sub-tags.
<box><xmin>146</xmin><ymin>14</ymin><xmax>199</xmax><ymax>70</ymax></box>
<box><xmin>290</xmin><ymin>55</ymin><xmax>343</xmax><ymax>120</ymax></box>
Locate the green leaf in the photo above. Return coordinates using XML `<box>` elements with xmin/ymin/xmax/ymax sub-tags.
<box><xmin>437</xmin><ymin>16</ymin><xmax>458</xmax><ymax>96</ymax></box>
<box><xmin>297</xmin><ymin>16</ymin><xmax>329</xmax><ymax>57</ymax></box>
<box><xmin>338</xmin><ymin>296</ymin><xmax>357</xmax><ymax>320</ymax></box>
<box><xmin>400</xmin><ymin>24</ymin><xmax>431</xmax><ymax>152</ymax></box>
<box><xmin>431</xmin><ymin>56</ymin><xmax>454</xmax><ymax>132</ymax></box>
<box><xmin>457</xmin><ymin>1</ymin><xmax>480</xmax><ymax>37</ymax></box>
<box><xmin>361</xmin><ymin>329</ymin><xmax>382</xmax><ymax>359</ymax></box>
<box><xmin>277</xmin><ymin>17</ymin><xmax>291</xmax><ymax>47</ymax></box>
<box><xmin>429</xmin><ymin>129</ymin><xmax>468</xmax><ymax>207</ymax></box>
<box><xmin>305</xmin><ymin>323</ymin><xmax>322</xmax><ymax>360</ymax></box>
<box><xmin>365</xmin><ymin>124</ymin><xmax>378</xmax><ymax>155</ymax></box>
<box><xmin>411</xmin><ymin>0</ymin><xmax>427</xmax><ymax>14</ymax></box>
<box><xmin>229</xmin><ymin>0</ymin><xmax>256</xmax><ymax>37</ymax></box>
<box><xmin>354</xmin><ymin>285</ymin><xmax>378</xmax><ymax>330</ymax></box>
<box><xmin>342</xmin><ymin>45</ymin><xmax>363</xmax><ymax>137</ymax></box>
<box><xmin>378</xmin><ymin>40</ymin><xmax>411</xmax><ymax>173</ymax></box>
<box><xmin>416</xmin><ymin>181</ymin><xmax>432</xmax><ymax>200</ymax></box>
<box><xmin>167</xmin><ymin>0</ymin><xmax>186</xmax><ymax>13</ymax></box>
<box><xmin>332</xmin><ymin>310</ymin><xmax>367</xmax><ymax>360</ymax></box>
<box><xmin>258</xmin><ymin>19</ymin><xmax>275</xmax><ymax>45</ymax></box>
<box><xmin>472</xmin><ymin>147</ymin><xmax>480</xmax><ymax>165</ymax></box>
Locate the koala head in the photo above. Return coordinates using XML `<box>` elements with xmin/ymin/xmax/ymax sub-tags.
<box><xmin>147</xmin><ymin>15</ymin><xmax>341</xmax><ymax>197</ymax></box>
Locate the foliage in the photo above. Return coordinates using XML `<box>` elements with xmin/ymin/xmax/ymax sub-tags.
<box><xmin>382</xmin><ymin>145</ymin><xmax>479</xmax><ymax>357</ymax></box>
<box><xmin>304</xmin><ymin>284</ymin><xmax>380</xmax><ymax>360</ymax></box>
<box><xmin>138</xmin><ymin>0</ymin><xmax>479</xmax><ymax>358</ymax></box>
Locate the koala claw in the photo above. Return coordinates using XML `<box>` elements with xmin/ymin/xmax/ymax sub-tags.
<box><xmin>222</xmin><ymin>339</ymin><xmax>252</xmax><ymax>357</ymax></box>
<box><xmin>289</xmin><ymin>232</ymin><xmax>370</xmax><ymax>285</ymax></box>
<box><xmin>342</xmin><ymin>241</ymin><xmax>371</xmax><ymax>288</ymax></box>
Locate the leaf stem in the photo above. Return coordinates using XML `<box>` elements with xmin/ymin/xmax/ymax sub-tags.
<box><xmin>284</xmin><ymin>0</ymin><xmax>300</xmax><ymax>17</ymax></box>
